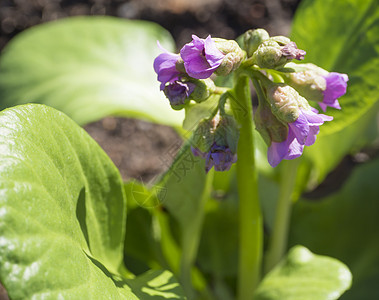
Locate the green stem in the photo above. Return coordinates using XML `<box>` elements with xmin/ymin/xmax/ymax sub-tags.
<box><xmin>231</xmin><ymin>75</ymin><xmax>263</xmax><ymax>300</ymax></box>
<box><xmin>180</xmin><ymin>169</ymin><xmax>214</xmax><ymax>299</ymax></box>
<box><xmin>264</xmin><ymin>159</ymin><xmax>299</xmax><ymax>273</ymax></box>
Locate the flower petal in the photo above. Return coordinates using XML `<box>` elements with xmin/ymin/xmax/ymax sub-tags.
<box><xmin>204</xmin><ymin>36</ymin><xmax>225</xmax><ymax>68</ymax></box>
<box><xmin>268</xmin><ymin>128</ymin><xmax>304</xmax><ymax>167</ymax></box>
<box><xmin>321</xmin><ymin>72</ymin><xmax>348</xmax><ymax>111</ymax></box>
<box><xmin>289</xmin><ymin>112</ymin><xmax>309</xmax><ymax>145</ymax></box>
<box><xmin>153</xmin><ymin>48</ymin><xmax>180</xmax><ymax>90</ymax></box>
<box><xmin>180</xmin><ymin>35</ymin><xmax>224</xmax><ymax>79</ymax></box>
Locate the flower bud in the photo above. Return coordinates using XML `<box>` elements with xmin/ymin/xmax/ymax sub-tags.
<box><xmin>284</xmin><ymin>66</ymin><xmax>326</xmax><ymax>102</ymax></box>
<box><xmin>205</xmin><ymin>143</ymin><xmax>237</xmax><ymax>172</ymax></box>
<box><xmin>281</xmin><ymin>42</ymin><xmax>306</xmax><ymax>60</ymax></box>
<box><xmin>283</xmin><ymin>63</ymin><xmax>348</xmax><ymax>111</ymax></box>
<box><xmin>254</xmin><ymin>100</ymin><xmax>288</xmax><ymax>146</ymax></box>
<box><xmin>164</xmin><ymin>80</ymin><xmax>195</xmax><ymax>110</ymax></box>
<box><xmin>213</xmin><ymin>38</ymin><xmax>245</xmax><ymax>76</ymax></box>
<box><xmin>266</xmin><ymin>84</ymin><xmax>301</xmax><ymax>123</ymax></box>
<box><xmin>270</xmin><ymin>36</ymin><xmax>291</xmax><ymax>46</ymax></box>
<box><xmin>188</xmin><ymin>78</ymin><xmax>216</xmax><ymax>103</ymax></box>
<box><xmin>191</xmin><ymin>113</ymin><xmax>239</xmax><ymax>172</ymax></box>
<box><xmin>253</xmin><ymin>39</ymin><xmax>306</xmax><ymax>69</ymax></box>
<box><xmin>253</xmin><ymin>40</ymin><xmax>287</xmax><ymax>69</ymax></box>
<box><xmin>243</xmin><ymin>28</ymin><xmax>270</xmax><ymax>57</ymax></box>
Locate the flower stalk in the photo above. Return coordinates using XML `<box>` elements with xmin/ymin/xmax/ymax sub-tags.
<box><xmin>231</xmin><ymin>75</ymin><xmax>263</xmax><ymax>300</ymax></box>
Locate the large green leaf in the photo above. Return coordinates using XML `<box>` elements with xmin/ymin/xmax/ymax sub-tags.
<box><xmin>254</xmin><ymin>246</ymin><xmax>352</xmax><ymax>300</ymax></box>
<box><xmin>0</xmin><ymin>16</ymin><xmax>184</xmax><ymax>127</ymax></box>
<box><xmin>289</xmin><ymin>157</ymin><xmax>379</xmax><ymax>299</ymax></box>
<box><xmin>291</xmin><ymin>0</ymin><xmax>379</xmax><ymax>183</ymax></box>
<box><xmin>0</xmin><ymin>104</ymin><xmax>184</xmax><ymax>299</ymax></box>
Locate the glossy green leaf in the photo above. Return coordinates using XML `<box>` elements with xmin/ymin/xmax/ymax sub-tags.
<box><xmin>255</xmin><ymin>246</ymin><xmax>352</xmax><ymax>300</ymax></box>
<box><xmin>291</xmin><ymin>0</ymin><xmax>379</xmax><ymax>183</ymax></box>
<box><xmin>0</xmin><ymin>16</ymin><xmax>184</xmax><ymax>127</ymax></box>
<box><xmin>289</xmin><ymin>157</ymin><xmax>379</xmax><ymax>299</ymax></box>
<box><xmin>0</xmin><ymin>104</ymin><xmax>184</xmax><ymax>299</ymax></box>
<box><xmin>126</xmin><ymin>270</ymin><xmax>185</xmax><ymax>299</ymax></box>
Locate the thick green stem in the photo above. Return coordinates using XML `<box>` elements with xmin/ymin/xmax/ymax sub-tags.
<box><xmin>231</xmin><ymin>75</ymin><xmax>263</xmax><ymax>300</ymax></box>
<box><xmin>180</xmin><ymin>169</ymin><xmax>214</xmax><ymax>299</ymax></box>
<box><xmin>265</xmin><ymin>159</ymin><xmax>299</xmax><ymax>273</ymax></box>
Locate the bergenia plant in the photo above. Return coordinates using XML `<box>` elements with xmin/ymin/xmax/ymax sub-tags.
<box><xmin>0</xmin><ymin>0</ymin><xmax>378</xmax><ymax>299</ymax></box>
<box><xmin>151</xmin><ymin>29</ymin><xmax>350</xmax><ymax>299</ymax></box>
<box><xmin>154</xmin><ymin>30</ymin><xmax>347</xmax><ymax>169</ymax></box>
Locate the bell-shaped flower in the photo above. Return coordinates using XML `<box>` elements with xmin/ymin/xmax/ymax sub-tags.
<box><xmin>264</xmin><ymin>83</ymin><xmax>333</xmax><ymax>167</ymax></box>
<box><xmin>205</xmin><ymin>143</ymin><xmax>237</xmax><ymax>172</ymax></box>
<box><xmin>192</xmin><ymin>143</ymin><xmax>237</xmax><ymax>173</ymax></box>
<box><xmin>320</xmin><ymin>72</ymin><xmax>349</xmax><ymax>111</ymax></box>
<box><xmin>267</xmin><ymin>129</ymin><xmax>304</xmax><ymax>168</ymax></box>
<box><xmin>180</xmin><ymin>35</ymin><xmax>225</xmax><ymax>79</ymax></box>
<box><xmin>163</xmin><ymin>80</ymin><xmax>196</xmax><ymax>109</ymax></box>
<box><xmin>191</xmin><ymin>112</ymin><xmax>239</xmax><ymax>172</ymax></box>
<box><xmin>284</xmin><ymin>63</ymin><xmax>348</xmax><ymax>112</ymax></box>
<box><xmin>153</xmin><ymin>42</ymin><xmax>181</xmax><ymax>90</ymax></box>
<box><xmin>267</xmin><ymin>107</ymin><xmax>332</xmax><ymax>167</ymax></box>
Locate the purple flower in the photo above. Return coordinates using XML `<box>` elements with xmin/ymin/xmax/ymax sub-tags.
<box><xmin>267</xmin><ymin>108</ymin><xmax>332</xmax><ymax>167</ymax></box>
<box><xmin>320</xmin><ymin>72</ymin><xmax>349</xmax><ymax>112</ymax></box>
<box><xmin>180</xmin><ymin>35</ymin><xmax>225</xmax><ymax>79</ymax></box>
<box><xmin>205</xmin><ymin>143</ymin><xmax>237</xmax><ymax>172</ymax></box>
<box><xmin>268</xmin><ymin>129</ymin><xmax>304</xmax><ymax>168</ymax></box>
<box><xmin>191</xmin><ymin>143</ymin><xmax>237</xmax><ymax>172</ymax></box>
<box><xmin>153</xmin><ymin>42</ymin><xmax>180</xmax><ymax>90</ymax></box>
<box><xmin>164</xmin><ymin>80</ymin><xmax>195</xmax><ymax>106</ymax></box>
<box><xmin>281</xmin><ymin>42</ymin><xmax>306</xmax><ymax>60</ymax></box>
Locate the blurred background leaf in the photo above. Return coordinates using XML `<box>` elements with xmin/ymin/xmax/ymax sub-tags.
<box><xmin>0</xmin><ymin>16</ymin><xmax>184</xmax><ymax>127</ymax></box>
<box><xmin>254</xmin><ymin>245</ymin><xmax>352</xmax><ymax>300</ymax></box>
<box><xmin>289</xmin><ymin>157</ymin><xmax>379</xmax><ymax>299</ymax></box>
<box><xmin>291</xmin><ymin>0</ymin><xmax>379</xmax><ymax>186</ymax></box>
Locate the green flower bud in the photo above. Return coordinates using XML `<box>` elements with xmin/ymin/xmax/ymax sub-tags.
<box><xmin>267</xmin><ymin>84</ymin><xmax>301</xmax><ymax>123</ymax></box>
<box><xmin>253</xmin><ymin>40</ymin><xmax>287</xmax><ymax>69</ymax></box>
<box><xmin>243</xmin><ymin>28</ymin><xmax>270</xmax><ymax>57</ymax></box>
<box><xmin>253</xmin><ymin>39</ymin><xmax>306</xmax><ymax>69</ymax></box>
<box><xmin>191</xmin><ymin>119</ymin><xmax>215</xmax><ymax>153</ymax></box>
<box><xmin>187</xmin><ymin>78</ymin><xmax>216</xmax><ymax>103</ymax></box>
<box><xmin>213</xmin><ymin>38</ymin><xmax>245</xmax><ymax>76</ymax></box>
<box><xmin>270</xmin><ymin>35</ymin><xmax>291</xmax><ymax>46</ymax></box>
<box><xmin>283</xmin><ymin>63</ymin><xmax>328</xmax><ymax>102</ymax></box>
<box><xmin>254</xmin><ymin>100</ymin><xmax>288</xmax><ymax>145</ymax></box>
